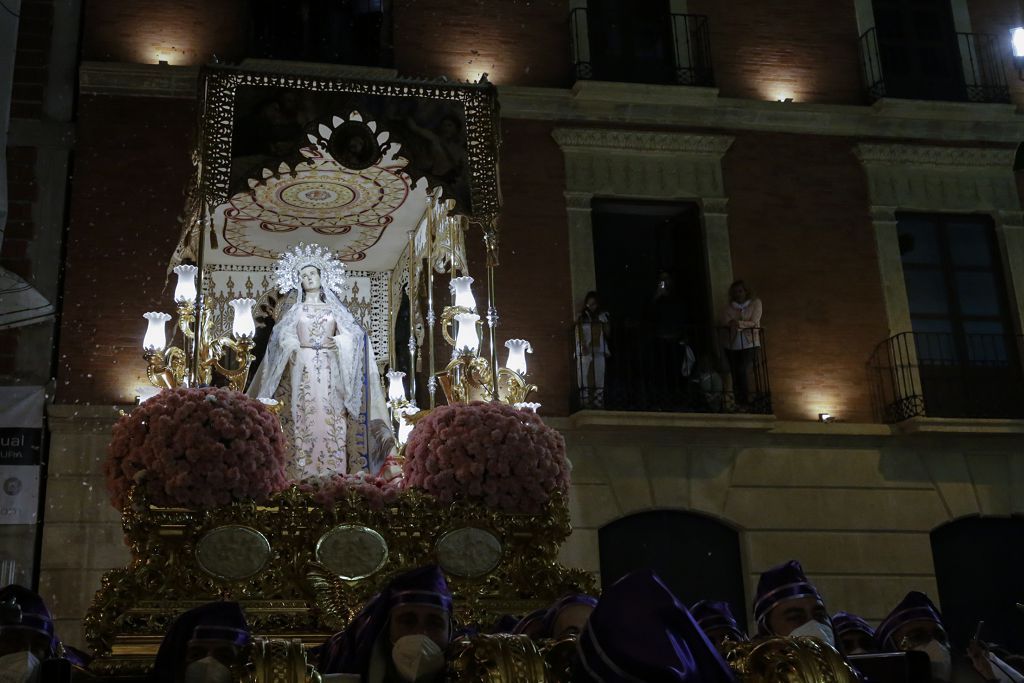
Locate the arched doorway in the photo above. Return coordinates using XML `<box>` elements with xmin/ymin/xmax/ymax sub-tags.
<box><xmin>599</xmin><ymin>509</ymin><xmax>747</xmax><ymax>632</ymax></box>
<box><xmin>931</xmin><ymin>515</ymin><xmax>1024</xmax><ymax>651</ymax></box>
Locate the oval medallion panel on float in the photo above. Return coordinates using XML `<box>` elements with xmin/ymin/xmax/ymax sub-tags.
<box><xmin>317</xmin><ymin>525</ymin><xmax>389</xmax><ymax>580</ymax></box>
<box><xmin>436</xmin><ymin>527</ymin><xmax>503</xmax><ymax>577</ymax></box>
<box><xmin>195</xmin><ymin>525</ymin><xmax>273</xmax><ymax>580</ymax></box>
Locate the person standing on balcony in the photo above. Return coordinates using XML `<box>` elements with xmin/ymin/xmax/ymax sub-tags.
<box><xmin>575</xmin><ymin>291</ymin><xmax>610</xmax><ymax>408</ymax></box>
<box><xmin>720</xmin><ymin>279</ymin><xmax>762</xmax><ymax>409</ymax></box>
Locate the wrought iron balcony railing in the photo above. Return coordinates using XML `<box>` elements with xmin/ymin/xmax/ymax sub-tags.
<box><xmin>571</xmin><ymin>321</ymin><xmax>770</xmax><ymax>414</ymax></box>
<box><xmin>868</xmin><ymin>331</ymin><xmax>1024</xmax><ymax>422</ymax></box>
<box><xmin>248</xmin><ymin>3</ymin><xmax>393</xmax><ymax>68</ymax></box>
<box><xmin>859</xmin><ymin>28</ymin><xmax>1010</xmax><ymax>103</ymax></box>
<box><xmin>570</xmin><ymin>8</ymin><xmax>714</xmax><ymax>87</ymax></box>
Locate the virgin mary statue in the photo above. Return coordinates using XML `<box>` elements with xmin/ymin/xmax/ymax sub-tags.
<box><xmin>247</xmin><ymin>243</ymin><xmax>392</xmax><ymax>481</ymax></box>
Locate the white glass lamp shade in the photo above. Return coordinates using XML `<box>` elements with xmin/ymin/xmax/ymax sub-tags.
<box><xmin>1013</xmin><ymin>27</ymin><xmax>1024</xmax><ymax>57</ymax></box>
<box><xmin>386</xmin><ymin>370</ymin><xmax>407</xmax><ymax>402</ymax></box>
<box><xmin>450</xmin><ymin>276</ymin><xmax>476</xmax><ymax>310</ymax></box>
<box><xmin>142</xmin><ymin>312</ymin><xmax>172</xmax><ymax>352</ymax></box>
<box><xmin>172</xmin><ymin>264</ymin><xmax>199</xmax><ymax>304</ymax></box>
<box><xmin>229</xmin><ymin>298</ymin><xmax>257</xmax><ymax>339</ymax></box>
<box><xmin>504</xmin><ymin>339</ymin><xmax>533</xmax><ymax>375</ymax></box>
<box><xmin>453</xmin><ymin>313</ymin><xmax>480</xmax><ymax>355</ymax></box>
<box><xmin>514</xmin><ymin>402</ymin><xmax>541</xmax><ymax>413</ymax></box>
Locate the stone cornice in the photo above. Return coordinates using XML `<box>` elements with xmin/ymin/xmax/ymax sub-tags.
<box><xmin>559</xmin><ymin>411</ymin><xmax>1024</xmax><ymax>437</ymax></box>
<box><xmin>855</xmin><ymin>143</ymin><xmax>1016</xmax><ymax>168</ymax></box>
<box><xmin>500</xmin><ymin>83</ymin><xmax>1024</xmax><ymax>144</ymax></box>
<box><xmin>552</xmin><ymin>127</ymin><xmax>733</xmax><ymax>155</ymax></box>
<box><xmin>79</xmin><ymin>62</ymin><xmax>201</xmax><ymax>99</ymax></box>
<box><xmin>77</xmin><ymin>62</ymin><xmax>1024</xmax><ymax>143</ymax></box>
<box><xmin>567</xmin><ymin>410</ymin><xmax>778</xmax><ymax>432</ymax></box>
<box><xmin>894</xmin><ymin>417</ymin><xmax>1024</xmax><ymax>435</ymax></box>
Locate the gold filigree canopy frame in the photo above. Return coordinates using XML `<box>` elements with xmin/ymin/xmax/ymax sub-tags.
<box><xmin>172</xmin><ymin>64</ymin><xmax>503</xmax><ymax>396</ymax></box>
<box><xmin>176</xmin><ymin>65</ymin><xmax>501</xmax><ymax>266</ymax></box>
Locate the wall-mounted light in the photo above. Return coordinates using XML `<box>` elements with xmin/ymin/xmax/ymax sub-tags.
<box><xmin>771</xmin><ymin>87</ymin><xmax>795</xmax><ymax>103</ymax></box>
<box><xmin>818</xmin><ymin>412</ymin><xmax>835</xmax><ymax>423</ymax></box>
<box><xmin>1011</xmin><ymin>27</ymin><xmax>1024</xmax><ymax>79</ymax></box>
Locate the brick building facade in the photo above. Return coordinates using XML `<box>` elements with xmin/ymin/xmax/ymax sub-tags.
<box><xmin>5</xmin><ymin>0</ymin><xmax>1024</xmax><ymax>650</ymax></box>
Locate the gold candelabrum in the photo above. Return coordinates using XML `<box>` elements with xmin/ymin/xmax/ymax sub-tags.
<box><xmin>385</xmin><ymin>274</ymin><xmax>539</xmax><ymax>449</ymax></box>
<box><xmin>434</xmin><ymin>276</ymin><xmax>538</xmax><ymax>407</ymax></box>
<box><xmin>142</xmin><ymin>265</ymin><xmax>257</xmax><ymax>392</ymax></box>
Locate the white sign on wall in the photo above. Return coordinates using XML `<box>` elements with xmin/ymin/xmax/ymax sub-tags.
<box><xmin>0</xmin><ymin>386</ymin><xmax>43</xmax><ymax>525</ymax></box>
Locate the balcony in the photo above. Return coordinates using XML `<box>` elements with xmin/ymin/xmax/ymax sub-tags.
<box><xmin>859</xmin><ymin>28</ymin><xmax>1010</xmax><ymax>103</ymax></box>
<box><xmin>868</xmin><ymin>331</ymin><xmax>1024</xmax><ymax>422</ymax></box>
<box><xmin>570</xmin><ymin>8</ymin><xmax>714</xmax><ymax>87</ymax></box>
<box><xmin>572</xmin><ymin>322</ymin><xmax>771</xmax><ymax>414</ymax></box>
<box><xmin>248</xmin><ymin>2</ymin><xmax>392</xmax><ymax>68</ymax></box>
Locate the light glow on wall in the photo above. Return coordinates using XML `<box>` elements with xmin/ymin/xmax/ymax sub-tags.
<box><xmin>759</xmin><ymin>72</ymin><xmax>805</xmax><ymax>104</ymax></box>
<box><xmin>148</xmin><ymin>45</ymin><xmax>189</xmax><ymax>66</ymax></box>
<box><xmin>802</xmin><ymin>390</ymin><xmax>840</xmax><ymax>422</ymax></box>
<box><xmin>459</xmin><ymin>68</ymin><xmax>495</xmax><ymax>84</ymax></box>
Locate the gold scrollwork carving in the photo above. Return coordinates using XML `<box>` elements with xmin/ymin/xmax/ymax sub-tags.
<box><xmin>248</xmin><ymin>637</ymin><xmax>320</xmax><ymax>683</ymax></box>
<box><xmin>724</xmin><ymin>636</ymin><xmax>862</xmax><ymax>683</ymax></box>
<box><xmin>447</xmin><ymin>634</ymin><xmax>548</xmax><ymax>683</ymax></box>
<box><xmin>85</xmin><ymin>487</ymin><xmax>595</xmax><ymax>677</ymax></box>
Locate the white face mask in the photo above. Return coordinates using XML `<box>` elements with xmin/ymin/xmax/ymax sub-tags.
<box><xmin>790</xmin><ymin>620</ymin><xmax>836</xmax><ymax>649</ymax></box>
<box><xmin>391</xmin><ymin>634</ymin><xmax>444</xmax><ymax>682</ymax></box>
<box><xmin>184</xmin><ymin>656</ymin><xmax>233</xmax><ymax>683</ymax></box>
<box><xmin>914</xmin><ymin>640</ymin><xmax>952</xmax><ymax>683</ymax></box>
<box><xmin>0</xmin><ymin>651</ymin><xmax>40</xmax><ymax>683</ymax></box>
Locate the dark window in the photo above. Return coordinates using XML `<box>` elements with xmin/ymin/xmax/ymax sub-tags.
<box><xmin>931</xmin><ymin>516</ymin><xmax>1024</xmax><ymax>653</ymax></box>
<box><xmin>897</xmin><ymin>212</ymin><xmax>1022</xmax><ymax>417</ymax></box>
<box><xmin>590</xmin><ymin>200</ymin><xmax>729</xmax><ymax>412</ymax></box>
<box><xmin>871</xmin><ymin>0</ymin><xmax>964</xmax><ymax>100</ymax></box>
<box><xmin>592</xmin><ymin>199</ymin><xmax>709</xmax><ymax>327</ymax></box>
<box><xmin>249</xmin><ymin>0</ymin><xmax>391</xmax><ymax>68</ymax></box>
<box><xmin>586</xmin><ymin>0</ymin><xmax>676</xmax><ymax>84</ymax></box>
<box><xmin>599</xmin><ymin>510</ymin><xmax>747</xmax><ymax>633</ymax></box>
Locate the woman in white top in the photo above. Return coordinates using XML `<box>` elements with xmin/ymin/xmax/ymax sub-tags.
<box><xmin>720</xmin><ymin>280</ymin><xmax>762</xmax><ymax>407</ymax></box>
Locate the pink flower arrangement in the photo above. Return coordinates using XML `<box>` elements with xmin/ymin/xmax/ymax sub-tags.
<box><xmin>105</xmin><ymin>387</ymin><xmax>289</xmax><ymax>510</ymax></box>
<box><xmin>309</xmin><ymin>455</ymin><xmax>404</xmax><ymax>509</ymax></box>
<box><xmin>403</xmin><ymin>401</ymin><xmax>570</xmax><ymax>514</ymax></box>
